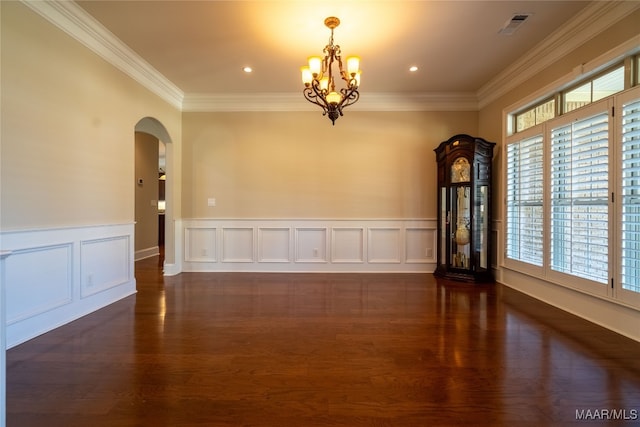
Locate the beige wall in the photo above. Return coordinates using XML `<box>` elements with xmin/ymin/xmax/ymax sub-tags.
<box><xmin>0</xmin><ymin>2</ymin><xmax>181</xmax><ymax>232</ymax></box>
<box><xmin>182</xmin><ymin>110</ymin><xmax>478</xmax><ymax>220</ymax></box>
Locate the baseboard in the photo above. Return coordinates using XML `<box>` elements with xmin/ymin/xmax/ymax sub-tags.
<box><xmin>163</xmin><ymin>262</ymin><xmax>180</xmax><ymax>276</ymax></box>
<box><xmin>135</xmin><ymin>246</ymin><xmax>159</xmax><ymax>261</ymax></box>
<box><xmin>500</xmin><ymin>268</ymin><xmax>640</xmax><ymax>343</ymax></box>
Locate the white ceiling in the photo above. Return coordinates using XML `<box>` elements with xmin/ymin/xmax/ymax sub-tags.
<box><xmin>74</xmin><ymin>0</ymin><xmax>593</xmax><ymax>100</ymax></box>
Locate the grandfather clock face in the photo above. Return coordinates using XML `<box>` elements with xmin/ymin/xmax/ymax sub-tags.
<box><xmin>451</xmin><ymin>157</ymin><xmax>470</xmax><ymax>183</ymax></box>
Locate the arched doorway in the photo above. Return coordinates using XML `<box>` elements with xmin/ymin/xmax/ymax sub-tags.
<box><xmin>134</xmin><ymin>117</ymin><xmax>173</xmax><ymax>273</ymax></box>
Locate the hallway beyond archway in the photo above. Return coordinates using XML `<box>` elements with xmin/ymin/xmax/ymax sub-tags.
<box><xmin>134</xmin><ymin>117</ymin><xmax>173</xmax><ymax>274</ymax></box>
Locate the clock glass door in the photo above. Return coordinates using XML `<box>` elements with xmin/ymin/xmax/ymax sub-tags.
<box><xmin>450</xmin><ymin>185</ymin><xmax>471</xmax><ymax>270</ymax></box>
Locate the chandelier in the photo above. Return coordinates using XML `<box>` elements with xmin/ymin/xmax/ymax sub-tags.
<box><xmin>301</xmin><ymin>17</ymin><xmax>361</xmax><ymax>125</ymax></box>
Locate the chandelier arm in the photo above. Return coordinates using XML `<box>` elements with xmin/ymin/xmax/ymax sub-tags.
<box><xmin>311</xmin><ymin>79</ymin><xmax>331</xmax><ymax>109</ymax></box>
<box><xmin>341</xmin><ymin>73</ymin><xmax>357</xmax><ymax>86</ymax></box>
<box><xmin>303</xmin><ymin>77</ymin><xmax>338</xmax><ymax>117</ymax></box>
<box><xmin>302</xmin><ymin>87</ymin><xmax>326</xmax><ymax>109</ymax></box>
<box><xmin>303</xmin><ymin>83</ymin><xmax>333</xmax><ymax>112</ymax></box>
<box><xmin>339</xmin><ymin>86</ymin><xmax>360</xmax><ymax>110</ymax></box>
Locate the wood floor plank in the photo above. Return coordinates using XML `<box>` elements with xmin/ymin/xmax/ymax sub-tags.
<box><xmin>6</xmin><ymin>255</ymin><xmax>640</xmax><ymax>426</ymax></box>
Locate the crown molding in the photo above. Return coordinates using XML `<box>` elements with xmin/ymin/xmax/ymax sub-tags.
<box><xmin>21</xmin><ymin>0</ymin><xmax>184</xmax><ymax>110</ymax></box>
<box><xmin>182</xmin><ymin>92</ymin><xmax>479</xmax><ymax>113</ymax></box>
<box><xmin>477</xmin><ymin>1</ymin><xmax>640</xmax><ymax>109</ymax></box>
<box><xmin>23</xmin><ymin>0</ymin><xmax>475</xmax><ymax>113</ymax></box>
<box><xmin>21</xmin><ymin>1</ymin><xmax>636</xmax><ymax>114</ymax></box>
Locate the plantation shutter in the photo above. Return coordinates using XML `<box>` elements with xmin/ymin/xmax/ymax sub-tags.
<box><xmin>506</xmin><ymin>135</ymin><xmax>544</xmax><ymax>266</ymax></box>
<box><xmin>621</xmin><ymin>97</ymin><xmax>640</xmax><ymax>293</ymax></box>
<box><xmin>550</xmin><ymin>111</ymin><xmax>609</xmax><ymax>284</ymax></box>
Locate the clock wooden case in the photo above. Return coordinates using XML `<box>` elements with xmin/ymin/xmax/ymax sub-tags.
<box><xmin>434</xmin><ymin>134</ymin><xmax>495</xmax><ymax>282</ymax></box>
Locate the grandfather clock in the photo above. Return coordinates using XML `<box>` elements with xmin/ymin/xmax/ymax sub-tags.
<box><xmin>434</xmin><ymin>134</ymin><xmax>495</xmax><ymax>282</ymax></box>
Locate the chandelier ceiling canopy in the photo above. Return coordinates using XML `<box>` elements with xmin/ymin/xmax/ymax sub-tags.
<box><xmin>301</xmin><ymin>17</ymin><xmax>361</xmax><ymax>125</ymax></box>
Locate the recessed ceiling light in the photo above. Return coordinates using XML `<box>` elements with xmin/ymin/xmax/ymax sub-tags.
<box><xmin>409</xmin><ymin>66</ymin><xmax>418</xmax><ymax>72</ymax></box>
<box><xmin>243</xmin><ymin>66</ymin><xmax>253</xmax><ymax>73</ymax></box>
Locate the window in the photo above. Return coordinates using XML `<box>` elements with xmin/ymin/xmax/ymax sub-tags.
<box><xmin>550</xmin><ymin>108</ymin><xmax>609</xmax><ymax>284</ymax></box>
<box><xmin>511</xmin><ymin>64</ymin><xmax>626</xmax><ymax>135</ymax></box>
<box><xmin>504</xmin><ymin>51</ymin><xmax>640</xmax><ymax>309</ymax></box>
<box><xmin>506</xmin><ymin>133</ymin><xmax>544</xmax><ymax>266</ymax></box>
<box><xmin>515</xmin><ymin>99</ymin><xmax>555</xmax><ymax>133</ymax></box>
<box><xmin>564</xmin><ymin>82</ymin><xmax>591</xmax><ymax>113</ymax></box>
<box><xmin>621</xmin><ymin>96</ymin><xmax>640</xmax><ymax>294</ymax></box>
<box><xmin>564</xmin><ymin>66</ymin><xmax>624</xmax><ymax>113</ymax></box>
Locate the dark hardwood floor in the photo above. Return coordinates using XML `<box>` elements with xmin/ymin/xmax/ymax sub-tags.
<box><xmin>6</xmin><ymin>255</ymin><xmax>640</xmax><ymax>426</ymax></box>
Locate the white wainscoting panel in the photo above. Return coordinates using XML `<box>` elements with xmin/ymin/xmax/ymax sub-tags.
<box><xmin>180</xmin><ymin>219</ymin><xmax>436</xmax><ymax>273</ymax></box>
<box><xmin>1</xmin><ymin>223</ymin><xmax>136</xmax><ymax>348</ymax></box>
<box><xmin>5</xmin><ymin>244</ymin><xmax>73</xmax><ymax>324</ymax></box>
<box><xmin>405</xmin><ymin>227</ymin><xmax>436</xmax><ymax>263</ymax></box>
<box><xmin>222</xmin><ymin>227</ymin><xmax>255</xmax><ymax>262</ymax></box>
<box><xmin>258</xmin><ymin>227</ymin><xmax>291</xmax><ymax>263</ymax></box>
<box><xmin>81</xmin><ymin>236</ymin><xmax>130</xmax><ymax>298</ymax></box>
<box><xmin>368</xmin><ymin>227</ymin><xmax>402</xmax><ymax>264</ymax></box>
<box><xmin>332</xmin><ymin>227</ymin><xmax>364</xmax><ymax>263</ymax></box>
<box><xmin>184</xmin><ymin>227</ymin><xmax>217</xmax><ymax>262</ymax></box>
<box><xmin>295</xmin><ymin>227</ymin><xmax>328</xmax><ymax>263</ymax></box>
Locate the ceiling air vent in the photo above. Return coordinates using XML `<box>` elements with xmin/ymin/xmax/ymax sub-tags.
<box><xmin>498</xmin><ymin>13</ymin><xmax>532</xmax><ymax>35</ymax></box>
